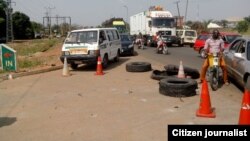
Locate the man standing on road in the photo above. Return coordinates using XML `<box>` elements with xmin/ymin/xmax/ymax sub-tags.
<box><xmin>199</xmin><ymin>29</ymin><xmax>229</xmax><ymax>85</ymax></box>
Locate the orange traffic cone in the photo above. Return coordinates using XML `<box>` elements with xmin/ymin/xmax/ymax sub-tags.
<box><xmin>238</xmin><ymin>89</ymin><xmax>250</xmax><ymax>125</ymax></box>
<box><xmin>196</xmin><ymin>80</ymin><xmax>216</xmax><ymax>118</ymax></box>
<box><xmin>95</xmin><ymin>56</ymin><xmax>104</xmax><ymax>75</ymax></box>
<box><xmin>177</xmin><ymin>61</ymin><xmax>185</xmax><ymax>78</ymax></box>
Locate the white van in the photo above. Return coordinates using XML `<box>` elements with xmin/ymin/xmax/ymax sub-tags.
<box><xmin>60</xmin><ymin>28</ymin><xmax>122</xmax><ymax>69</ymax></box>
<box><xmin>176</xmin><ymin>29</ymin><xmax>197</xmax><ymax>47</ymax></box>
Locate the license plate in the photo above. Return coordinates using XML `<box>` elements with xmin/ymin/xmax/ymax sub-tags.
<box><xmin>214</xmin><ymin>58</ymin><xmax>219</xmax><ymax>66</ymax></box>
<box><xmin>70</xmin><ymin>48</ymin><xmax>88</xmax><ymax>55</ymax></box>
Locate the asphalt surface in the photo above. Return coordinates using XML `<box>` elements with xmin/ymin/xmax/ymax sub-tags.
<box><xmin>0</xmin><ymin>49</ymin><xmax>244</xmax><ymax>141</ymax></box>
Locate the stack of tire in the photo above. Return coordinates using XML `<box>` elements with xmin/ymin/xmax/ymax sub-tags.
<box><xmin>151</xmin><ymin>64</ymin><xmax>199</xmax><ymax>97</ymax></box>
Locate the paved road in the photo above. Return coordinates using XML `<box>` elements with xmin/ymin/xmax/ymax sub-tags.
<box><xmin>136</xmin><ymin>46</ymin><xmax>203</xmax><ymax>69</ymax></box>
<box><xmin>0</xmin><ymin>48</ymin><xmax>244</xmax><ymax>141</ymax></box>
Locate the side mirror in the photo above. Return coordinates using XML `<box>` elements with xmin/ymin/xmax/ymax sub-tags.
<box><xmin>148</xmin><ymin>21</ymin><xmax>152</xmax><ymax>27</ymax></box>
<box><xmin>99</xmin><ymin>38</ymin><xmax>103</xmax><ymax>44</ymax></box>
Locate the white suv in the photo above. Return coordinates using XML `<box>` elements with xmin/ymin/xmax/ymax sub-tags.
<box><xmin>60</xmin><ymin>28</ymin><xmax>121</xmax><ymax>69</ymax></box>
<box><xmin>176</xmin><ymin>29</ymin><xmax>197</xmax><ymax>47</ymax></box>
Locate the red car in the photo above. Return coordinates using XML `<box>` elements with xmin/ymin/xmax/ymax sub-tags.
<box><xmin>193</xmin><ymin>32</ymin><xmax>241</xmax><ymax>58</ymax></box>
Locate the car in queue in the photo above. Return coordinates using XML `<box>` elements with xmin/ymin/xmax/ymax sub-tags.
<box><xmin>176</xmin><ymin>29</ymin><xmax>197</xmax><ymax>47</ymax></box>
<box><xmin>223</xmin><ymin>37</ymin><xmax>250</xmax><ymax>89</ymax></box>
<box><xmin>193</xmin><ymin>32</ymin><xmax>241</xmax><ymax>58</ymax></box>
<box><xmin>120</xmin><ymin>33</ymin><xmax>134</xmax><ymax>56</ymax></box>
<box><xmin>161</xmin><ymin>35</ymin><xmax>181</xmax><ymax>47</ymax></box>
<box><xmin>60</xmin><ymin>28</ymin><xmax>121</xmax><ymax>69</ymax></box>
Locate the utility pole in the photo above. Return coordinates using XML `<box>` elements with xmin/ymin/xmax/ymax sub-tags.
<box><xmin>123</xmin><ymin>5</ymin><xmax>128</xmax><ymax>31</ymax></box>
<box><xmin>44</xmin><ymin>6</ymin><xmax>55</xmax><ymax>37</ymax></box>
<box><xmin>185</xmin><ymin>0</ymin><xmax>189</xmax><ymax>25</ymax></box>
<box><xmin>43</xmin><ymin>16</ymin><xmax>71</xmax><ymax>37</ymax></box>
<box><xmin>175</xmin><ymin>1</ymin><xmax>181</xmax><ymax>25</ymax></box>
<box><xmin>5</xmin><ymin>0</ymin><xmax>14</xmax><ymax>42</ymax></box>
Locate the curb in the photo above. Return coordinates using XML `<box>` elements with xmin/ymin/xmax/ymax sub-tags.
<box><xmin>0</xmin><ymin>65</ymin><xmax>63</xmax><ymax>81</ymax></box>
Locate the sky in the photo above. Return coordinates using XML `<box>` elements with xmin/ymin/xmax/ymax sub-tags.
<box><xmin>12</xmin><ymin>0</ymin><xmax>250</xmax><ymax>26</ymax></box>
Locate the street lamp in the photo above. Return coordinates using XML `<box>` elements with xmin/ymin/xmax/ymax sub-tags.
<box><xmin>123</xmin><ymin>5</ymin><xmax>128</xmax><ymax>31</ymax></box>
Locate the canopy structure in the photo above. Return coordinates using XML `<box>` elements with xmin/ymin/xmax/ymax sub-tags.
<box><xmin>207</xmin><ymin>22</ymin><xmax>222</xmax><ymax>29</ymax></box>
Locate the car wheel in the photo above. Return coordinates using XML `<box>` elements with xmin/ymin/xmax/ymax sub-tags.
<box><xmin>200</xmin><ymin>48</ymin><xmax>207</xmax><ymax>58</ymax></box>
<box><xmin>126</xmin><ymin>62</ymin><xmax>152</xmax><ymax>72</ymax></box>
<box><xmin>190</xmin><ymin>43</ymin><xmax>194</xmax><ymax>48</ymax></box>
<box><xmin>130</xmin><ymin>48</ymin><xmax>134</xmax><ymax>56</ymax></box>
<box><xmin>114</xmin><ymin>51</ymin><xmax>120</xmax><ymax>62</ymax></box>
<box><xmin>102</xmin><ymin>55</ymin><xmax>109</xmax><ymax>69</ymax></box>
<box><xmin>159</xmin><ymin>77</ymin><xmax>198</xmax><ymax>97</ymax></box>
<box><xmin>246</xmin><ymin>76</ymin><xmax>250</xmax><ymax>90</ymax></box>
<box><xmin>70</xmin><ymin>63</ymin><xmax>78</xmax><ymax>70</ymax></box>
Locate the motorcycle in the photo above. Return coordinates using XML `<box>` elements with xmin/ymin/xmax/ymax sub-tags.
<box><xmin>136</xmin><ymin>38</ymin><xmax>145</xmax><ymax>49</ymax></box>
<box><xmin>156</xmin><ymin>41</ymin><xmax>168</xmax><ymax>55</ymax></box>
<box><xmin>207</xmin><ymin>53</ymin><xmax>223</xmax><ymax>91</ymax></box>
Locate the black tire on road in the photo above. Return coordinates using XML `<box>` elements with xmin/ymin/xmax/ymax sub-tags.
<box><xmin>102</xmin><ymin>55</ymin><xmax>109</xmax><ymax>69</ymax></box>
<box><xmin>70</xmin><ymin>63</ymin><xmax>78</xmax><ymax>70</ymax></box>
<box><xmin>164</xmin><ymin>64</ymin><xmax>200</xmax><ymax>79</ymax></box>
<box><xmin>151</xmin><ymin>70</ymin><xmax>174</xmax><ymax>80</ymax></box>
<box><xmin>159</xmin><ymin>77</ymin><xmax>198</xmax><ymax>97</ymax></box>
<box><xmin>126</xmin><ymin>62</ymin><xmax>152</xmax><ymax>72</ymax></box>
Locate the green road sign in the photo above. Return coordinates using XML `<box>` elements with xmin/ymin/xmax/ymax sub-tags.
<box><xmin>0</xmin><ymin>44</ymin><xmax>17</xmax><ymax>71</ymax></box>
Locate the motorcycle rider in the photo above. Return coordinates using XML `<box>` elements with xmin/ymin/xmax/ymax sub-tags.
<box><xmin>156</xmin><ymin>32</ymin><xmax>163</xmax><ymax>50</ymax></box>
<box><xmin>136</xmin><ymin>32</ymin><xmax>144</xmax><ymax>48</ymax></box>
<box><xmin>199</xmin><ymin>29</ymin><xmax>229</xmax><ymax>85</ymax></box>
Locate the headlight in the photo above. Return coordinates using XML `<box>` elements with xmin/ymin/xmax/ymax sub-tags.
<box><xmin>89</xmin><ymin>50</ymin><xmax>100</xmax><ymax>56</ymax></box>
<box><xmin>128</xmin><ymin>44</ymin><xmax>133</xmax><ymax>48</ymax></box>
<box><xmin>89</xmin><ymin>50</ymin><xmax>94</xmax><ymax>55</ymax></box>
<box><xmin>62</xmin><ymin>51</ymin><xmax>70</xmax><ymax>55</ymax></box>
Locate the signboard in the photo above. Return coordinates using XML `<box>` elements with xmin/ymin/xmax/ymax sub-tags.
<box><xmin>150</xmin><ymin>11</ymin><xmax>173</xmax><ymax>18</ymax></box>
<box><xmin>113</xmin><ymin>21</ymin><xmax>125</xmax><ymax>26</ymax></box>
<box><xmin>0</xmin><ymin>44</ymin><xmax>17</xmax><ymax>71</ymax></box>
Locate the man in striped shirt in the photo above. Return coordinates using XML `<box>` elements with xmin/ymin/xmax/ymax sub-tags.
<box><xmin>200</xmin><ymin>29</ymin><xmax>229</xmax><ymax>85</ymax></box>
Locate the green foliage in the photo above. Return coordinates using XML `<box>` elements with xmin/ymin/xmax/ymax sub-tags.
<box><xmin>10</xmin><ymin>39</ymin><xmax>59</xmax><ymax>56</ymax></box>
<box><xmin>0</xmin><ymin>0</ymin><xmax>6</xmax><ymax>37</ymax></box>
<box><xmin>4</xmin><ymin>38</ymin><xmax>61</xmax><ymax>70</ymax></box>
<box><xmin>244</xmin><ymin>16</ymin><xmax>250</xmax><ymax>23</ymax></box>
<box><xmin>12</xmin><ymin>11</ymin><xmax>34</xmax><ymax>39</ymax></box>
<box><xmin>190</xmin><ymin>21</ymin><xmax>207</xmax><ymax>34</ymax></box>
<box><xmin>236</xmin><ymin>20</ymin><xmax>249</xmax><ymax>33</ymax></box>
<box><xmin>18</xmin><ymin>58</ymin><xmax>43</xmax><ymax>69</ymax></box>
<box><xmin>31</xmin><ymin>21</ymin><xmax>44</xmax><ymax>33</ymax></box>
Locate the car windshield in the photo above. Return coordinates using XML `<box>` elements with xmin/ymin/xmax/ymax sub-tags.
<box><xmin>185</xmin><ymin>31</ymin><xmax>196</xmax><ymax>37</ymax></box>
<box><xmin>65</xmin><ymin>31</ymin><xmax>98</xmax><ymax>44</ymax></box>
<box><xmin>152</xmin><ymin>18</ymin><xmax>175</xmax><ymax>28</ymax></box>
<box><xmin>226</xmin><ymin>35</ymin><xmax>241</xmax><ymax>43</ymax></box>
<box><xmin>121</xmin><ymin>35</ymin><xmax>131</xmax><ymax>42</ymax></box>
<box><xmin>197</xmin><ymin>34</ymin><xmax>210</xmax><ymax>40</ymax></box>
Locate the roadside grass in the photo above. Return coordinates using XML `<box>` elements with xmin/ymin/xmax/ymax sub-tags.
<box><xmin>10</xmin><ymin>39</ymin><xmax>59</xmax><ymax>56</ymax></box>
<box><xmin>0</xmin><ymin>38</ymin><xmax>62</xmax><ymax>74</ymax></box>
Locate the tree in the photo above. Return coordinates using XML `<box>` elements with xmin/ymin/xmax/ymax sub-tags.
<box><xmin>220</xmin><ymin>20</ymin><xmax>228</xmax><ymax>28</ymax></box>
<box><xmin>0</xmin><ymin>0</ymin><xmax>6</xmax><ymax>38</ymax></box>
<box><xmin>12</xmin><ymin>11</ymin><xmax>34</xmax><ymax>39</ymax></box>
<box><xmin>236</xmin><ymin>20</ymin><xmax>249</xmax><ymax>33</ymax></box>
<box><xmin>244</xmin><ymin>16</ymin><xmax>250</xmax><ymax>23</ymax></box>
<box><xmin>31</xmin><ymin>21</ymin><xmax>43</xmax><ymax>33</ymax></box>
<box><xmin>190</xmin><ymin>21</ymin><xmax>206</xmax><ymax>34</ymax></box>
